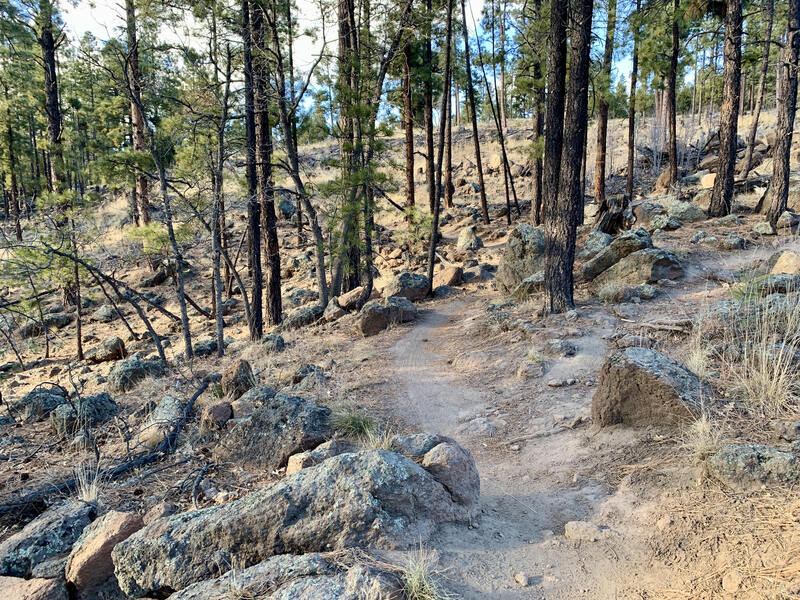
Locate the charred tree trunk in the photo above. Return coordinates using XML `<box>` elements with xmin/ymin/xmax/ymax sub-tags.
<box><xmin>545</xmin><ymin>0</ymin><xmax>592</xmax><ymax>313</ymax></box>
<box><xmin>625</xmin><ymin>0</ymin><xmax>641</xmax><ymax>202</ymax></box>
<box><xmin>242</xmin><ymin>0</ymin><xmax>263</xmax><ymax>340</ymax></box>
<box><xmin>424</xmin><ymin>0</ymin><xmax>436</xmax><ymax>215</ymax></box>
<box><xmin>765</xmin><ymin>0</ymin><xmax>800</xmax><ymax>226</ymax></box>
<box><xmin>530</xmin><ymin>1</ymin><xmax>545</xmax><ymax>225</ymax></box>
<box><xmin>741</xmin><ymin>0</ymin><xmax>774</xmax><ymax>178</ymax></box>
<box><xmin>38</xmin><ymin>0</ymin><xmax>63</xmax><ymax>194</ymax></box>
<box><xmin>460</xmin><ymin>0</ymin><xmax>490</xmax><ymax>224</ymax></box>
<box><xmin>709</xmin><ymin>0</ymin><xmax>743</xmax><ymax>217</ymax></box>
<box><xmin>542</xmin><ymin>0</ymin><xmax>567</xmax><ymax>226</ymax></box>
<box><xmin>666</xmin><ymin>0</ymin><xmax>679</xmax><ymax>186</ymax></box>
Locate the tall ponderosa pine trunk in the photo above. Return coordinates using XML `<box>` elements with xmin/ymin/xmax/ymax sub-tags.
<box><xmin>741</xmin><ymin>0</ymin><xmax>774</xmax><ymax>177</ymax></box>
<box><xmin>530</xmin><ymin>0</ymin><xmax>545</xmax><ymax>225</ymax></box>
<box><xmin>38</xmin><ymin>0</ymin><xmax>63</xmax><ymax>194</ymax></box>
<box><xmin>424</xmin><ymin>0</ymin><xmax>435</xmax><ymax>215</ymax></box>
<box><xmin>709</xmin><ymin>0</ymin><xmax>743</xmax><ymax>217</ymax></box>
<box><xmin>593</xmin><ymin>0</ymin><xmax>617</xmax><ymax>208</ymax></box>
<box><xmin>242</xmin><ymin>0</ymin><xmax>263</xmax><ymax>340</ymax></box>
<box><xmin>3</xmin><ymin>84</ymin><xmax>22</xmax><ymax>241</ymax></box>
<box><xmin>403</xmin><ymin>43</ymin><xmax>415</xmax><ymax>219</ymax></box>
<box><xmin>626</xmin><ymin>0</ymin><xmax>641</xmax><ymax>201</ymax></box>
<box><xmin>460</xmin><ymin>0</ymin><xmax>490</xmax><ymax>224</ymax></box>
<box><xmin>126</xmin><ymin>0</ymin><xmax>150</xmax><ymax>225</ymax></box>
<box><xmin>252</xmin><ymin>4</ymin><xmax>281</xmax><ymax>327</ymax></box>
<box><xmin>765</xmin><ymin>0</ymin><xmax>800</xmax><ymax>225</ymax></box>
<box><xmin>541</xmin><ymin>0</ymin><xmax>567</xmax><ymax>227</ymax></box>
<box><xmin>666</xmin><ymin>0</ymin><xmax>679</xmax><ymax>186</ymax></box>
<box><xmin>544</xmin><ymin>0</ymin><xmax>593</xmax><ymax>313</ymax></box>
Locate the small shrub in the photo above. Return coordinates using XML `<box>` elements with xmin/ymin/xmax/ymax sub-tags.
<box><xmin>683</xmin><ymin>413</ymin><xmax>723</xmax><ymax>464</ymax></box>
<box><xmin>402</xmin><ymin>547</ymin><xmax>453</xmax><ymax>600</ymax></box>
<box><xmin>332</xmin><ymin>409</ymin><xmax>375</xmax><ymax>437</ymax></box>
<box><xmin>74</xmin><ymin>463</ymin><xmax>104</xmax><ymax>502</ymax></box>
<box><xmin>597</xmin><ymin>282</ymin><xmax>623</xmax><ymax>304</ymax></box>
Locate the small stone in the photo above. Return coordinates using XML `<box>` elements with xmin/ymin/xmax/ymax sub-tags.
<box><xmin>514</xmin><ymin>572</ymin><xmax>530</xmax><ymax>587</ymax></box>
<box><xmin>564</xmin><ymin>520</ymin><xmax>602</xmax><ymax>542</ymax></box>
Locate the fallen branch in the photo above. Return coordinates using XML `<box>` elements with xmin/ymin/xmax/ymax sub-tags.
<box><xmin>0</xmin><ymin>380</ymin><xmax>209</xmax><ymax>519</ymax></box>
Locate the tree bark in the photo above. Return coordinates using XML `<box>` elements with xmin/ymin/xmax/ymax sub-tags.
<box><xmin>530</xmin><ymin>0</ymin><xmax>545</xmax><ymax>225</ymax></box>
<box><xmin>626</xmin><ymin>0</ymin><xmax>640</xmax><ymax>201</ymax></box>
<box><xmin>765</xmin><ymin>0</ymin><xmax>800</xmax><ymax>225</ymax></box>
<box><xmin>38</xmin><ymin>0</ymin><xmax>63</xmax><ymax>194</ymax></box>
<box><xmin>126</xmin><ymin>0</ymin><xmax>150</xmax><ymax>224</ymax></box>
<box><xmin>242</xmin><ymin>0</ymin><xmax>263</xmax><ymax>340</ymax></box>
<box><xmin>709</xmin><ymin>0</ymin><xmax>743</xmax><ymax>217</ymax></box>
<box><xmin>542</xmin><ymin>0</ymin><xmax>567</xmax><ymax>226</ymax></box>
<box><xmin>545</xmin><ymin>0</ymin><xmax>592</xmax><ymax>313</ymax></box>
<box><xmin>424</xmin><ymin>0</ymin><xmax>435</xmax><ymax>215</ymax></box>
<box><xmin>460</xmin><ymin>0</ymin><xmax>490</xmax><ymax>224</ymax></box>
<box><xmin>403</xmin><ymin>43</ymin><xmax>415</xmax><ymax>219</ymax></box>
<box><xmin>741</xmin><ymin>0</ymin><xmax>774</xmax><ymax>178</ymax></box>
<box><xmin>593</xmin><ymin>0</ymin><xmax>617</xmax><ymax>208</ymax></box>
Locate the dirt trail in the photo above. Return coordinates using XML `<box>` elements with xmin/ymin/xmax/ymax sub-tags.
<box><xmin>387</xmin><ymin>300</ymin><xmax>652</xmax><ymax>599</ymax></box>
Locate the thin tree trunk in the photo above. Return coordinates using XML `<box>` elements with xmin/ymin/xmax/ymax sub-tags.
<box><xmin>666</xmin><ymin>0</ymin><xmax>679</xmax><ymax>185</ymax></box>
<box><xmin>741</xmin><ymin>0</ymin><xmax>774</xmax><ymax>177</ymax></box>
<box><xmin>626</xmin><ymin>0</ymin><xmax>640</xmax><ymax>202</ymax></box>
<box><xmin>403</xmin><ymin>43</ymin><xmax>415</xmax><ymax>220</ymax></box>
<box><xmin>242</xmin><ymin>0</ymin><xmax>263</xmax><ymax>339</ymax></box>
<box><xmin>126</xmin><ymin>0</ymin><xmax>150</xmax><ymax>224</ymax></box>
<box><xmin>424</xmin><ymin>0</ymin><xmax>435</xmax><ymax>215</ymax></box>
<box><xmin>460</xmin><ymin>0</ymin><xmax>489</xmax><ymax>224</ymax></box>
<box><xmin>709</xmin><ymin>0</ymin><xmax>743</xmax><ymax>217</ymax></box>
<box><xmin>530</xmin><ymin>0</ymin><xmax>545</xmax><ymax>225</ymax></box>
<box><xmin>593</xmin><ymin>0</ymin><xmax>617</xmax><ymax>208</ymax></box>
<box><xmin>3</xmin><ymin>86</ymin><xmax>22</xmax><ymax>241</ymax></box>
<box><xmin>38</xmin><ymin>0</ymin><xmax>63</xmax><ymax>195</ymax></box>
<box><xmin>765</xmin><ymin>0</ymin><xmax>800</xmax><ymax>225</ymax></box>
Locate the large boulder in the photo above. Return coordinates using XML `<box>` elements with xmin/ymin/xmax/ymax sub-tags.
<box><xmin>166</xmin><ymin>553</ymin><xmax>402</xmax><ymax>600</ymax></box>
<box><xmin>85</xmin><ymin>336</ymin><xmax>126</xmax><ymax>363</ymax></box>
<box><xmin>456</xmin><ymin>226</ymin><xmax>484</xmax><ymax>251</ymax></box>
<box><xmin>0</xmin><ymin>576</ymin><xmax>67</xmax><ymax>600</ymax></box>
<box><xmin>433</xmin><ymin>266</ymin><xmax>463</xmax><ymax>288</ymax></box>
<box><xmin>65</xmin><ymin>511</ymin><xmax>144</xmax><ymax>593</ymax></box>
<box><xmin>107</xmin><ymin>356</ymin><xmax>164</xmax><ymax>393</ymax></box>
<box><xmin>134</xmin><ymin>395</ymin><xmax>183</xmax><ymax>449</ymax></box>
<box><xmin>49</xmin><ymin>392</ymin><xmax>118</xmax><ymax>437</ymax></box>
<box><xmin>382</xmin><ymin>271</ymin><xmax>429</xmax><ymax>301</ymax></box>
<box><xmin>9</xmin><ymin>385</ymin><xmax>68</xmax><ymax>422</ymax></box>
<box><xmin>591</xmin><ymin>248</ymin><xmax>683</xmax><ymax>288</ymax></box>
<box><xmin>578</xmin><ymin>231</ymin><xmax>613</xmax><ymax>260</ymax></box>
<box><xmin>667</xmin><ymin>200</ymin><xmax>706</xmax><ymax>223</ymax></box>
<box><xmin>581</xmin><ymin>228</ymin><xmax>653</xmax><ymax>281</ymax></box>
<box><xmin>355</xmin><ymin>297</ymin><xmax>418</xmax><ymax>336</ymax></box>
<box><xmin>708</xmin><ymin>444</ymin><xmax>800</xmax><ymax>490</ymax></box>
<box><xmin>215</xmin><ymin>394</ymin><xmax>331</xmax><ymax>470</ymax></box>
<box><xmin>19</xmin><ymin>313</ymin><xmax>73</xmax><ymax>339</ymax></box>
<box><xmin>771</xmin><ymin>251</ymin><xmax>800</xmax><ymax>275</ymax></box>
<box><xmin>281</xmin><ymin>304</ymin><xmax>324</xmax><ymax>330</ymax></box>
<box><xmin>497</xmin><ymin>224</ymin><xmax>545</xmax><ymax>294</ymax></box>
<box><xmin>112</xmin><ymin>449</ymin><xmax>477</xmax><ymax>597</ymax></box>
<box><xmin>221</xmin><ymin>359</ymin><xmax>255</xmax><ymax>400</ymax></box>
<box><xmin>591</xmin><ymin>347</ymin><xmax>709</xmax><ymax>427</ymax></box>
<box><xmin>0</xmin><ymin>501</ymin><xmax>97</xmax><ymax>577</ymax></box>
<box><xmin>91</xmin><ymin>305</ymin><xmax>118</xmax><ymax>323</ymax></box>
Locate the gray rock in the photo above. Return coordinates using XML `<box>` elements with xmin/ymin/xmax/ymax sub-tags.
<box><xmin>713</xmin><ymin>214</ymin><xmax>744</xmax><ymax>227</ymax></box>
<box><xmin>582</xmin><ymin>228</ymin><xmax>653</xmax><ymax>281</ymax></box>
<box><xmin>112</xmin><ymin>450</ymin><xmax>476</xmax><ymax>596</ymax></box>
<box><xmin>496</xmin><ymin>224</ymin><xmax>545</xmax><ymax>294</ymax></box>
<box><xmin>667</xmin><ymin>200</ymin><xmax>706</xmax><ymax>223</ymax></box>
<box><xmin>215</xmin><ymin>394</ymin><xmax>331</xmax><ymax>470</ymax></box>
<box><xmin>648</xmin><ymin>214</ymin><xmax>682</xmax><ymax>231</ymax></box>
<box><xmin>382</xmin><ymin>271</ymin><xmax>429</xmax><ymax>301</ymax></box>
<box><xmin>134</xmin><ymin>395</ymin><xmax>184</xmax><ymax>449</ymax></box>
<box><xmin>591</xmin><ymin>248</ymin><xmax>683</xmax><ymax>288</ymax></box>
<box><xmin>238</xmin><ymin>385</ymin><xmax>278</xmax><ymax>405</ymax></box>
<box><xmin>356</xmin><ymin>297</ymin><xmax>418</xmax><ymax>336</ymax></box>
<box><xmin>285</xmin><ymin>288</ymin><xmax>318</xmax><ymax>307</ymax></box>
<box><xmin>708</xmin><ymin>444</ymin><xmax>800</xmax><ymax>489</ymax></box>
<box><xmin>632</xmin><ymin>201</ymin><xmax>666</xmax><ymax>229</ymax></box>
<box><xmin>718</xmin><ymin>233</ymin><xmax>747</xmax><ymax>250</ymax></box>
<box><xmin>9</xmin><ymin>385</ymin><xmax>67</xmax><ymax>422</ymax></box>
<box><xmin>107</xmin><ymin>356</ymin><xmax>164</xmax><ymax>393</ymax></box>
<box><xmin>508</xmin><ymin>271</ymin><xmax>545</xmax><ymax>299</ymax></box>
<box><xmin>91</xmin><ymin>305</ymin><xmax>118</xmax><ymax>323</ymax></box>
<box><xmin>0</xmin><ymin>501</ymin><xmax>97</xmax><ymax>577</ymax></box>
<box><xmin>166</xmin><ymin>553</ymin><xmax>402</xmax><ymax>600</ymax></box>
<box><xmin>456</xmin><ymin>225</ymin><xmax>484</xmax><ymax>251</ymax></box>
<box><xmin>753</xmin><ymin>221</ymin><xmax>776</xmax><ymax>235</ymax></box>
<box><xmin>278</xmin><ymin>196</ymin><xmax>296</xmax><ymax>219</ymax></box>
<box><xmin>281</xmin><ymin>304</ymin><xmax>325</xmax><ymax>330</ymax></box>
<box><xmin>49</xmin><ymin>393</ymin><xmax>118</xmax><ymax>437</ymax></box>
<box><xmin>592</xmin><ymin>347</ymin><xmax>710</xmax><ymax>427</ymax></box>
<box><xmin>221</xmin><ymin>359</ymin><xmax>255</xmax><ymax>400</ymax></box>
<box><xmin>263</xmin><ymin>334</ymin><xmax>285</xmax><ymax>353</ymax></box>
<box><xmin>776</xmin><ymin>211</ymin><xmax>800</xmax><ymax>230</ymax></box>
<box><xmin>578</xmin><ymin>231</ymin><xmax>613</xmax><ymax>260</ymax></box>
<box><xmin>85</xmin><ymin>336</ymin><xmax>126</xmax><ymax>363</ymax></box>
<box><xmin>323</xmin><ymin>299</ymin><xmax>346</xmax><ymax>322</ymax></box>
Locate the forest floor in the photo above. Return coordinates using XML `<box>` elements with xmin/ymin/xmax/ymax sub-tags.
<box><xmin>1</xmin><ymin>115</ymin><xmax>800</xmax><ymax>599</ymax></box>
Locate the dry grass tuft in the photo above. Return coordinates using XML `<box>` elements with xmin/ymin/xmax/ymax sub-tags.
<box><xmin>332</xmin><ymin>409</ymin><xmax>375</xmax><ymax>438</ymax></box>
<box><xmin>682</xmin><ymin>413</ymin><xmax>723</xmax><ymax>464</ymax></box>
<box><xmin>74</xmin><ymin>462</ymin><xmax>104</xmax><ymax>503</ymax></box>
<box><xmin>401</xmin><ymin>547</ymin><xmax>454</xmax><ymax>600</ymax></box>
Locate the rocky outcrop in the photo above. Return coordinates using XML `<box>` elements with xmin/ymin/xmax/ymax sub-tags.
<box><xmin>215</xmin><ymin>393</ymin><xmax>331</xmax><ymax>470</ymax></box>
<box><xmin>591</xmin><ymin>248</ymin><xmax>683</xmax><ymax>288</ymax></box>
<box><xmin>167</xmin><ymin>553</ymin><xmax>402</xmax><ymax>600</ymax></box>
<box><xmin>281</xmin><ymin>304</ymin><xmax>325</xmax><ymax>330</ymax></box>
<box><xmin>0</xmin><ymin>501</ymin><xmax>96</xmax><ymax>577</ymax></box>
<box><xmin>496</xmin><ymin>224</ymin><xmax>544</xmax><ymax>294</ymax></box>
<box><xmin>382</xmin><ymin>271</ymin><xmax>429</xmax><ymax>301</ymax></box>
<box><xmin>708</xmin><ymin>444</ymin><xmax>800</xmax><ymax>490</ymax></box>
<box><xmin>65</xmin><ymin>511</ymin><xmax>144</xmax><ymax>593</ymax></box>
<box><xmin>9</xmin><ymin>385</ymin><xmax>68</xmax><ymax>422</ymax></box>
<box><xmin>112</xmin><ymin>449</ymin><xmax>477</xmax><ymax>596</ymax></box>
<box><xmin>49</xmin><ymin>392</ymin><xmax>118</xmax><ymax>437</ymax></box>
<box><xmin>592</xmin><ymin>347</ymin><xmax>709</xmax><ymax>427</ymax></box>
<box><xmin>221</xmin><ymin>359</ymin><xmax>255</xmax><ymax>400</ymax></box>
<box><xmin>107</xmin><ymin>356</ymin><xmax>164</xmax><ymax>393</ymax></box>
<box><xmin>85</xmin><ymin>336</ymin><xmax>126</xmax><ymax>363</ymax></box>
<box><xmin>456</xmin><ymin>226</ymin><xmax>483</xmax><ymax>251</ymax></box>
<box><xmin>0</xmin><ymin>576</ymin><xmax>67</xmax><ymax>600</ymax></box>
<box><xmin>581</xmin><ymin>228</ymin><xmax>652</xmax><ymax>281</ymax></box>
<box><xmin>356</xmin><ymin>297</ymin><xmax>418</xmax><ymax>336</ymax></box>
